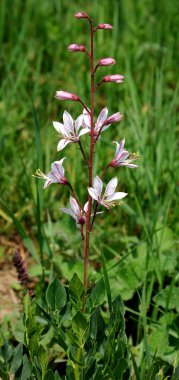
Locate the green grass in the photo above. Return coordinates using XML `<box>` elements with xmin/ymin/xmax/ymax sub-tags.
<box><xmin>0</xmin><ymin>0</ymin><xmax>179</xmax><ymax>376</ymax></box>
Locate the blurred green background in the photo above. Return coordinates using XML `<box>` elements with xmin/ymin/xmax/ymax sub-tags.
<box><xmin>0</xmin><ymin>0</ymin><xmax>179</xmax><ymax>366</ymax></box>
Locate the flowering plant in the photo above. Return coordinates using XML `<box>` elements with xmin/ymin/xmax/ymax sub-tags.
<box><xmin>34</xmin><ymin>12</ymin><xmax>139</xmax><ymax>297</ymax></box>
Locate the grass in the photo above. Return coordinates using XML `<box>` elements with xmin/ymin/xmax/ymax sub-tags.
<box><xmin>0</xmin><ymin>0</ymin><xmax>179</xmax><ymax>376</ymax></box>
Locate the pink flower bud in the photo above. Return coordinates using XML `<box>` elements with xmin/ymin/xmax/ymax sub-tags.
<box><xmin>97</xmin><ymin>23</ymin><xmax>113</xmax><ymax>30</ymax></box>
<box><xmin>104</xmin><ymin>112</ymin><xmax>123</xmax><ymax>125</ymax></box>
<box><xmin>74</xmin><ymin>12</ymin><xmax>89</xmax><ymax>19</ymax></box>
<box><xmin>68</xmin><ymin>44</ymin><xmax>86</xmax><ymax>53</ymax></box>
<box><xmin>103</xmin><ymin>74</ymin><xmax>124</xmax><ymax>83</ymax></box>
<box><xmin>97</xmin><ymin>58</ymin><xmax>116</xmax><ymax>66</ymax></box>
<box><xmin>55</xmin><ymin>91</ymin><xmax>79</xmax><ymax>101</ymax></box>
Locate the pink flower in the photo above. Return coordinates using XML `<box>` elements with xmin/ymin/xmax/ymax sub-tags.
<box><xmin>97</xmin><ymin>23</ymin><xmax>113</xmax><ymax>30</ymax></box>
<box><xmin>110</xmin><ymin>139</ymin><xmax>139</xmax><ymax>168</ymax></box>
<box><xmin>88</xmin><ymin>176</ymin><xmax>127</xmax><ymax>210</ymax></box>
<box><xmin>60</xmin><ymin>196</ymin><xmax>88</xmax><ymax>225</ymax></box>
<box><xmin>97</xmin><ymin>75</ymin><xmax>124</xmax><ymax>87</ymax></box>
<box><xmin>68</xmin><ymin>44</ymin><xmax>86</xmax><ymax>53</ymax></box>
<box><xmin>97</xmin><ymin>58</ymin><xmax>116</xmax><ymax>66</ymax></box>
<box><xmin>55</xmin><ymin>91</ymin><xmax>79</xmax><ymax>101</ymax></box>
<box><xmin>33</xmin><ymin>159</ymin><xmax>68</xmax><ymax>188</ymax></box>
<box><xmin>53</xmin><ymin>110</ymin><xmax>89</xmax><ymax>151</ymax></box>
<box><xmin>82</xmin><ymin>107</ymin><xmax>123</xmax><ymax>137</ymax></box>
<box><xmin>74</xmin><ymin>12</ymin><xmax>89</xmax><ymax>19</ymax></box>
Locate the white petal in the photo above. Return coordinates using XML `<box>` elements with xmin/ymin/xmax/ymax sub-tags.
<box><xmin>63</xmin><ymin>110</ymin><xmax>74</xmax><ymax>132</ymax></box>
<box><xmin>43</xmin><ymin>179</ymin><xmax>52</xmax><ymax>188</ymax></box>
<box><xmin>114</xmin><ymin>139</ymin><xmax>125</xmax><ymax>157</ymax></box>
<box><xmin>75</xmin><ymin>115</ymin><xmax>83</xmax><ymax>132</ymax></box>
<box><xmin>82</xmin><ymin>109</ymin><xmax>91</xmax><ymax>128</ymax></box>
<box><xmin>84</xmin><ymin>201</ymin><xmax>89</xmax><ymax>213</ymax></box>
<box><xmin>57</xmin><ymin>139</ymin><xmax>71</xmax><ymax>151</ymax></box>
<box><xmin>70</xmin><ymin>196</ymin><xmax>81</xmax><ymax>216</ymax></box>
<box><xmin>96</xmin><ymin>107</ymin><xmax>108</xmax><ymax>130</ymax></box>
<box><xmin>88</xmin><ymin>187</ymin><xmax>99</xmax><ymax>201</ymax></box>
<box><xmin>104</xmin><ymin>177</ymin><xmax>118</xmax><ymax>197</ymax></box>
<box><xmin>60</xmin><ymin>208</ymin><xmax>76</xmax><ymax>220</ymax></box>
<box><xmin>107</xmin><ymin>192</ymin><xmax>128</xmax><ymax>201</ymax></box>
<box><xmin>78</xmin><ymin>127</ymin><xmax>89</xmax><ymax>137</ymax></box>
<box><xmin>93</xmin><ymin>176</ymin><xmax>103</xmax><ymax>197</ymax></box>
<box><xmin>51</xmin><ymin>160</ymin><xmax>65</xmax><ymax>179</ymax></box>
<box><xmin>53</xmin><ymin>121</ymin><xmax>66</xmax><ymax>134</ymax></box>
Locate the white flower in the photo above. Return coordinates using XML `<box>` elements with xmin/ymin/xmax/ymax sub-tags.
<box><xmin>33</xmin><ymin>159</ymin><xmax>67</xmax><ymax>188</ymax></box>
<box><xmin>53</xmin><ymin>110</ymin><xmax>89</xmax><ymax>151</ymax></box>
<box><xmin>88</xmin><ymin>176</ymin><xmax>127</xmax><ymax>210</ymax></box>
<box><xmin>110</xmin><ymin>139</ymin><xmax>139</xmax><ymax>168</ymax></box>
<box><xmin>60</xmin><ymin>196</ymin><xmax>88</xmax><ymax>225</ymax></box>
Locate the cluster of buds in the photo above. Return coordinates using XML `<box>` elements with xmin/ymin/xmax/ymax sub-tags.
<box><xmin>12</xmin><ymin>250</ymin><xmax>34</xmax><ymax>296</ymax></box>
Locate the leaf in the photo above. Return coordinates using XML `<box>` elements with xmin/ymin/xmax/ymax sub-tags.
<box><xmin>101</xmin><ymin>250</ymin><xmax>112</xmax><ymax>313</ymax></box>
<box><xmin>46</xmin><ymin>276</ymin><xmax>67</xmax><ymax>310</ymax></box>
<box><xmin>0</xmin><ymin>361</ymin><xmax>9</xmax><ymax>380</ymax></box>
<box><xmin>72</xmin><ymin>311</ymin><xmax>88</xmax><ymax>346</ymax></box>
<box><xmin>89</xmin><ymin>277</ymin><xmax>105</xmax><ymax>307</ymax></box>
<box><xmin>54</xmin><ymin>371</ymin><xmax>63</xmax><ymax>380</ymax></box>
<box><xmin>44</xmin><ymin>370</ymin><xmax>55</xmax><ymax>380</ymax></box>
<box><xmin>0</xmin><ymin>341</ymin><xmax>13</xmax><ymax>363</ymax></box>
<box><xmin>10</xmin><ymin>343</ymin><xmax>23</xmax><ymax>374</ymax></box>
<box><xmin>37</xmin><ymin>345</ymin><xmax>48</xmax><ymax>379</ymax></box>
<box><xmin>153</xmin><ymin>285</ymin><xmax>179</xmax><ymax>312</ymax></box>
<box><xmin>69</xmin><ymin>273</ymin><xmax>86</xmax><ymax>304</ymax></box>
<box><xmin>113</xmin><ymin>357</ymin><xmax>128</xmax><ymax>379</ymax></box>
<box><xmin>21</xmin><ymin>355</ymin><xmax>31</xmax><ymax>380</ymax></box>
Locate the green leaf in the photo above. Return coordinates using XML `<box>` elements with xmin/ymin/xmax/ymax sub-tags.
<box><xmin>89</xmin><ymin>277</ymin><xmax>105</xmax><ymax>307</ymax></box>
<box><xmin>37</xmin><ymin>345</ymin><xmax>48</xmax><ymax>379</ymax></box>
<box><xmin>46</xmin><ymin>276</ymin><xmax>66</xmax><ymax>311</ymax></box>
<box><xmin>54</xmin><ymin>371</ymin><xmax>63</xmax><ymax>380</ymax></box>
<box><xmin>69</xmin><ymin>273</ymin><xmax>86</xmax><ymax>305</ymax></box>
<box><xmin>153</xmin><ymin>285</ymin><xmax>179</xmax><ymax>312</ymax></box>
<box><xmin>113</xmin><ymin>357</ymin><xmax>128</xmax><ymax>379</ymax></box>
<box><xmin>0</xmin><ymin>361</ymin><xmax>9</xmax><ymax>380</ymax></box>
<box><xmin>72</xmin><ymin>311</ymin><xmax>88</xmax><ymax>346</ymax></box>
<box><xmin>44</xmin><ymin>370</ymin><xmax>55</xmax><ymax>380</ymax></box>
<box><xmin>101</xmin><ymin>250</ymin><xmax>112</xmax><ymax>313</ymax></box>
<box><xmin>0</xmin><ymin>341</ymin><xmax>13</xmax><ymax>363</ymax></box>
<box><xmin>21</xmin><ymin>355</ymin><xmax>31</xmax><ymax>380</ymax></box>
<box><xmin>10</xmin><ymin>343</ymin><xmax>23</xmax><ymax>374</ymax></box>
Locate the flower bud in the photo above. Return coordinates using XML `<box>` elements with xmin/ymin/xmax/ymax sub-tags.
<box><xmin>97</xmin><ymin>58</ymin><xmax>116</xmax><ymax>66</ymax></box>
<box><xmin>103</xmin><ymin>74</ymin><xmax>124</xmax><ymax>83</ymax></box>
<box><xmin>97</xmin><ymin>23</ymin><xmax>113</xmax><ymax>30</ymax></box>
<box><xmin>68</xmin><ymin>44</ymin><xmax>86</xmax><ymax>53</ymax></box>
<box><xmin>104</xmin><ymin>112</ymin><xmax>123</xmax><ymax>125</ymax></box>
<box><xmin>97</xmin><ymin>74</ymin><xmax>124</xmax><ymax>87</ymax></box>
<box><xmin>55</xmin><ymin>91</ymin><xmax>79</xmax><ymax>101</ymax></box>
<box><xmin>74</xmin><ymin>12</ymin><xmax>89</xmax><ymax>19</ymax></box>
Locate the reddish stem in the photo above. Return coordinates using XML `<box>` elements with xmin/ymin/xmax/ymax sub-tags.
<box><xmin>78</xmin><ymin>140</ymin><xmax>88</xmax><ymax>163</ymax></box>
<box><xmin>83</xmin><ymin>19</ymin><xmax>95</xmax><ymax>295</ymax></box>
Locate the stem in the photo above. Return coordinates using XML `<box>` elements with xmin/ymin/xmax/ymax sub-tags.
<box><xmin>83</xmin><ymin>19</ymin><xmax>95</xmax><ymax>296</ymax></box>
<box><xmin>89</xmin><ymin>202</ymin><xmax>98</xmax><ymax>231</ymax></box>
<box><xmin>78</xmin><ymin>99</ymin><xmax>91</xmax><ymax>115</ymax></box>
<box><xmin>68</xmin><ymin>183</ymin><xmax>83</xmax><ymax>210</ymax></box>
<box><xmin>101</xmin><ymin>164</ymin><xmax>110</xmax><ymax>179</ymax></box>
<box><xmin>78</xmin><ymin>140</ymin><xmax>88</xmax><ymax>163</ymax></box>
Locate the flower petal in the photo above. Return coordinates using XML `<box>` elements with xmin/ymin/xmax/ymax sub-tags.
<box><xmin>75</xmin><ymin>115</ymin><xmax>83</xmax><ymax>132</ymax></box>
<box><xmin>107</xmin><ymin>192</ymin><xmax>127</xmax><ymax>201</ymax></box>
<box><xmin>96</xmin><ymin>107</ymin><xmax>108</xmax><ymax>130</ymax></box>
<box><xmin>60</xmin><ymin>208</ymin><xmax>76</xmax><ymax>220</ymax></box>
<box><xmin>63</xmin><ymin>110</ymin><xmax>74</xmax><ymax>133</ymax></box>
<box><xmin>78</xmin><ymin>127</ymin><xmax>89</xmax><ymax>137</ymax></box>
<box><xmin>70</xmin><ymin>196</ymin><xmax>81</xmax><ymax>216</ymax></box>
<box><xmin>57</xmin><ymin>139</ymin><xmax>71</xmax><ymax>151</ymax></box>
<box><xmin>104</xmin><ymin>177</ymin><xmax>118</xmax><ymax>197</ymax></box>
<box><xmin>88</xmin><ymin>187</ymin><xmax>99</xmax><ymax>201</ymax></box>
<box><xmin>53</xmin><ymin>121</ymin><xmax>66</xmax><ymax>134</ymax></box>
<box><xmin>94</xmin><ymin>175</ymin><xmax>103</xmax><ymax>197</ymax></box>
